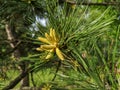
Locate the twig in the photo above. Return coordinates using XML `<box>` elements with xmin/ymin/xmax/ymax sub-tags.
<box><xmin>80</xmin><ymin>2</ymin><xmax>119</xmax><ymax>6</ymax></box>
<box><xmin>0</xmin><ymin>40</ymin><xmax>21</xmax><ymax>56</ymax></box>
<box><xmin>52</xmin><ymin>60</ymin><xmax>61</xmax><ymax>81</ymax></box>
<box><xmin>2</xmin><ymin>66</ymin><xmax>33</xmax><ymax>90</ymax></box>
<box><xmin>65</xmin><ymin>1</ymin><xmax>119</xmax><ymax>6</ymax></box>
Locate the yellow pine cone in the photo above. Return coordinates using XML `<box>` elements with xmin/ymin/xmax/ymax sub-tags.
<box><xmin>41</xmin><ymin>45</ymin><xmax>56</xmax><ymax>50</ymax></box>
<box><xmin>52</xmin><ymin>29</ymin><xmax>57</xmax><ymax>41</ymax></box>
<box><xmin>36</xmin><ymin>47</ymin><xmax>43</xmax><ymax>51</ymax></box>
<box><xmin>45</xmin><ymin>33</ymin><xmax>51</xmax><ymax>41</ymax></box>
<box><xmin>50</xmin><ymin>28</ymin><xmax>53</xmax><ymax>37</ymax></box>
<box><xmin>37</xmin><ymin>28</ymin><xmax>65</xmax><ymax>61</ymax></box>
<box><xmin>56</xmin><ymin>48</ymin><xmax>64</xmax><ymax>60</ymax></box>
<box><xmin>38</xmin><ymin>37</ymin><xmax>50</xmax><ymax>44</ymax></box>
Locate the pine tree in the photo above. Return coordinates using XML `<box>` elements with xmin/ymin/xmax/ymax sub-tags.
<box><xmin>0</xmin><ymin>0</ymin><xmax>120</xmax><ymax>90</ymax></box>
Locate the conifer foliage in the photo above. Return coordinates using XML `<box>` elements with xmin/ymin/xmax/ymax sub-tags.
<box><xmin>0</xmin><ymin>0</ymin><xmax>120</xmax><ymax>90</ymax></box>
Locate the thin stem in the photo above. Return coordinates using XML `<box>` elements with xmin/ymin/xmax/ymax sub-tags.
<box><xmin>52</xmin><ymin>60</ymin><xmax>61</xmax><ymax>81</ymax></box>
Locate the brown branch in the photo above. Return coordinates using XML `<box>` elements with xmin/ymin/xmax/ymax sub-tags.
<box><xmin>5</xmin><ymin>24</ymin><xmax>15</xmax><ymax>48</ymax></box>
<box><xmin>80</xmin><ymin>2</ymin><xmax>119</xmax><ymax>6</ymax></box>
<box><xmin>0</xmin><ymin>40</ymin><xmax>21</xmax><ymax>56</ymax></box>
<box><xmin>5</xmin><ymin>23</ymin><xmax>30</xmax><ymax>88</ymax></box>
<box><xmin>65</xmin><ymin>1</ymin><xmax>119</xmax><ymax>6</ymax></box>
<box><xmin>2</xmin><ymin>67</ymin><xmax>32</xmax><ymax>90</ymax></box>
<box><xmin>0</xmin><ymin>39</ymin><xmax>19</xmax><ymax>44</ymax></box>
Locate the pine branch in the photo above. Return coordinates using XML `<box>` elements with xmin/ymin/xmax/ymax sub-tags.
<box><xmin>79</xmin><ymin>2</ymin><xmax>119</xmax><ymax>6</ymax></box>
<box><xmin>62</xmin><ymin>0</ymin><xmax>119</xmax><ymax>6</ymax></box>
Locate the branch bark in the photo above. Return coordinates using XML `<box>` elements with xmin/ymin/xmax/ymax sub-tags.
<box><xmin>5</xmin><ymin>23</ymin><xmax>29</xmax><ymax>88</ymax></box>
<box><xmin>61</xmin><ymin>0</ymin><xmax>119</xmax><ymax>6</ymax></box>
<box><xmin>2</xmin><ymin>67</ymin><xmax>32</xmax><ymax>90</ymax></box>
<box><xmin>5</xmin><ymin>24</ymin><xmax>21</xmax><ymax>59</ymax></box>
<box><xmin>0</xmin><ymin>40</ymin><xmax>21</xmax><ymax>57</ymax></box>
<box><xmin>80</xmin><ymin>2</ymin><xmax>119</xmax><ymax>6</ymax></box>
